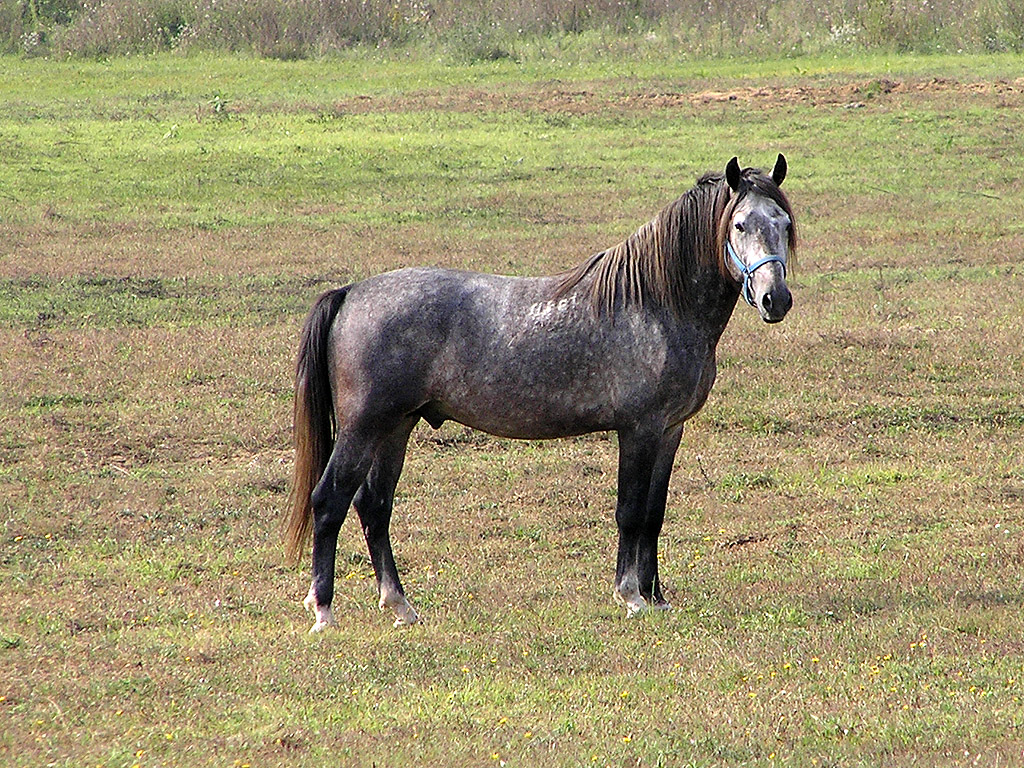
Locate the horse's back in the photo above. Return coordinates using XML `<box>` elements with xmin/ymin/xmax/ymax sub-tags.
<box><xmin>326</xmin><ymin>268</ymin><xmax>605</xmax><ymax>434</ymax></box>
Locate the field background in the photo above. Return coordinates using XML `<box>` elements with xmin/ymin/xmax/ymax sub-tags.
<box><xmin>2</xmin><ymin>16</ymin><xmax>1024</xmax><ymax>768</ymax></box>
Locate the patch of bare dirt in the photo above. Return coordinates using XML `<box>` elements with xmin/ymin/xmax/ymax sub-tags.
<box><xmin>323</xmin><ymin>76</ymin><xmax>1024</xmax><ymax>116</ymax></box>
<box><xmin>628</xmin><ymin>76</ymin><xmax>1024</xmax><ymax>109</ymax></box>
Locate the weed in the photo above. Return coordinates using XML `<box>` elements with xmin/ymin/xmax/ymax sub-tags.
<box><xmin>208</xmin><ymin>93</ymin><xmax>229</xmax><ymax>118</ymax></box>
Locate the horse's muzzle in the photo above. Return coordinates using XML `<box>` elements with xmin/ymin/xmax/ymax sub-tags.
<box><xmin>759</xmin><ymin>285</ymin><xmax>793</xmax><ymax>323</ymax></box>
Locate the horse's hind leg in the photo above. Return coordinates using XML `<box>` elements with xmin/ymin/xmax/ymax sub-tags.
<box><xmin>305</xmin><ymin>432</ymin><xmax>377</xmax><ymax>633</ymax></box>
<box><xmin>353</xmin><ymin>417</ymin><xmax>419</xmax><ymax>627</ymax></box>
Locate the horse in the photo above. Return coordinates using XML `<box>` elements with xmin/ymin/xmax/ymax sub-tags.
<box><xmin>285</xmin><ymin>155</ymin><xmax>797</xmax><ymax>632</ymax></box>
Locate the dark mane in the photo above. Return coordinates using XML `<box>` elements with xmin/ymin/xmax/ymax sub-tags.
<box><xmin>556</xmin><ymin>167</ymin><xmax>797</xmax><ymax>316</ymax></box>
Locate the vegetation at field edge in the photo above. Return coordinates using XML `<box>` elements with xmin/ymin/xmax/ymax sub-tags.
<box><xmin>4</xmin><ymin>0</ymin><xmax>1024</xmax><ymax>59</ymax></box>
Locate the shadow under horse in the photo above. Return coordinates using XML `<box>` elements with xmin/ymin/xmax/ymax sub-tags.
<box><xmin>286</xmin><ymin>155</ymin><xmax>797</xmax><ymax>631</ymax></box>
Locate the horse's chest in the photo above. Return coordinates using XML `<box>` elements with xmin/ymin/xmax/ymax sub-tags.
<box><xmin>666</xmin><ymin>343</ymin><xmax>718</xmax><ymax>423</ymax></box>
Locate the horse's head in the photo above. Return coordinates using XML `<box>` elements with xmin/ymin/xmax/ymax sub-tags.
<box><xmin>722</xmin><ymin>154</ymin><xmax>795</xmax><ymax>323</ymax></box>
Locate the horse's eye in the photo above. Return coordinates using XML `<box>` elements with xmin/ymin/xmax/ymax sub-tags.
<box><xmin>734</xmin><ymin>221</ymin><xmax>745</xmax><ymax>232</ymax></box>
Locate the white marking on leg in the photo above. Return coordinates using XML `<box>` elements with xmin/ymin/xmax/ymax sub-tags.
<box><xmin>613</xmin><ymin>575</ymin><xmax>646</xmax><ymax>619</ymax></box>
<box><xmin>380</xmin><ymin>585</ymin><xmax>419</xmax><ymax>628</ymax></box>
<box><xmin>304</xmin><ymin>583</ymin><xmax>338</xmax><ymax>633</ymax></box>
<box><xmin>309</xmin><ymin>604</ymin><xmax>338</xmax><ymax>633</ymax></box>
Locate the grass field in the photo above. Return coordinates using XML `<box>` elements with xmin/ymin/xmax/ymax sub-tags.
<box><xmin>2</xmin><ymin>50</ymin><xmax>1024</xmax><ymax>767</ymax></box>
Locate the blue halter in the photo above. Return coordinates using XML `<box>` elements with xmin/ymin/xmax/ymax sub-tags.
<box><xmin>725</xmin><ymin>240</ymin><xmax>787</xmax><ymax>307</ymax></box>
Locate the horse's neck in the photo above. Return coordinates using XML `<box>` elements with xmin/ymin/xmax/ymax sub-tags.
<box><xmin>557</xmin><ymin>248</ymin><xmax>740</xmax><ymax>338</ymax></box>
<box><xmin>686</xmin><ymin>266</ymin><xmax>741</xmax><ymax>343</ymax></box>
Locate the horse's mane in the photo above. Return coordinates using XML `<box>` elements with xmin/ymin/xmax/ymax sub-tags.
<box><xmin>555</xmin><ymin>167</ymin><xmax>796</xmax><ymax>316</ymax></box>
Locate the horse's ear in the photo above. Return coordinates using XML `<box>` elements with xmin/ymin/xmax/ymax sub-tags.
<box><xmin>772</xmin><ymin>153</ymin><xmax>787</xmax><ymax>186</ymax></box>
<box><xmin>726</xmin><ymin>157</ymin><xmax>741</xmax><ymax>191</ymax></box>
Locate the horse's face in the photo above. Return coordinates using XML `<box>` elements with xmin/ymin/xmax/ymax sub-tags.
<box><xmin>724</xmin><ymin>156</ymin><xmax>793</xmax><ymax>323</ymax></box>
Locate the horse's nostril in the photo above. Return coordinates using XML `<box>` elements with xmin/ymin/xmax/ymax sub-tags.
<box><xmin>761</xmin><ymin>293</ymin><xmax>773</xmax><ymax>311</ymax></box>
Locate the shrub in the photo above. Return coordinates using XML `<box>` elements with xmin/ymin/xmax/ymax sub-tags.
<box><xmin>51</xmin><ymin>0</ymin><xmax>192</xmax><ymax>56</ymax></box>
<box><xmin>3</xmin><ymin>0</ymin><xmax>1024</xmax><ymax>57</ymax></box>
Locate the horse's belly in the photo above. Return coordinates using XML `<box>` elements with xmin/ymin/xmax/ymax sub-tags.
<box><xmin>425</xmin><ymin>377</ymin><xmax>616</xmax><ymax>439</ymax></box>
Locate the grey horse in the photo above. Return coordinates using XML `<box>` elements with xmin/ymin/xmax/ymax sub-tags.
<box><xmin>286</xmin><ymin>155</ymin><xmax>797</xmax><ymax>631</ymax></box>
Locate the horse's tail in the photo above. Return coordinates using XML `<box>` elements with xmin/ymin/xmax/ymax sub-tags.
<box><xmin>284</xmin><ymin>286</ymin><xmax>350</xmax><ymax>564</ymax></box>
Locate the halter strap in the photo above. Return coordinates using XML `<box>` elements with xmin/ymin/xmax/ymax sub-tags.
<box><xmin>725</xmin><ymin>240</ymin><xmax>787</xmax><ymax>307</ymax></box>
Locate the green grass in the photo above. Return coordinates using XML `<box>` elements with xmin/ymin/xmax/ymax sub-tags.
<box><xmin>2</xmin><ymin>50</ymin><xmax>1024</xmax><ymax>767</ymax></box>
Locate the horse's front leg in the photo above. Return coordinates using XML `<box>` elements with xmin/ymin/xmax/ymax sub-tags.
<box><xmin>613</xmin><ymin>423</ymin><xmax>683</xmax><ymax>617</ymax></box>
<box><xmin>638</xmin><ymin>423</ymin><xmax>683</xmax><ymax>609</ymax></box>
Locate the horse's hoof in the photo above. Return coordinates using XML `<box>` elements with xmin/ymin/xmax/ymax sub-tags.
<box><xmin>305</xmin><ymin>595</ymin><xmax>337</xmax><ymax>633</ymax></box>
<box><xmin>624</xmin><ymin>603</ymin><xmax>646</xmax><ymax>619</ymax></box>
<box><xmin>308</xmin><ymin>619</ymin><xmax>337</xmax><ymax>634</ymax></box>
<box><xmin>621</xmin><ymin>599</ymin><xmax>670</xmax><ymax>618</ymax></box>
<box><xmin>614</xmin><ymin>585</ymin><xmax>647</xmax><ymax>618</ymax></box>
<box><xmin>390</xmin><ymin>603</ymin><xmax>420</xmax><ymax>628</ymax></box>
<box><xmin>380</xmin><ymin>591</ymin><xmax>419</xmax><ymax>628</ymax></box>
